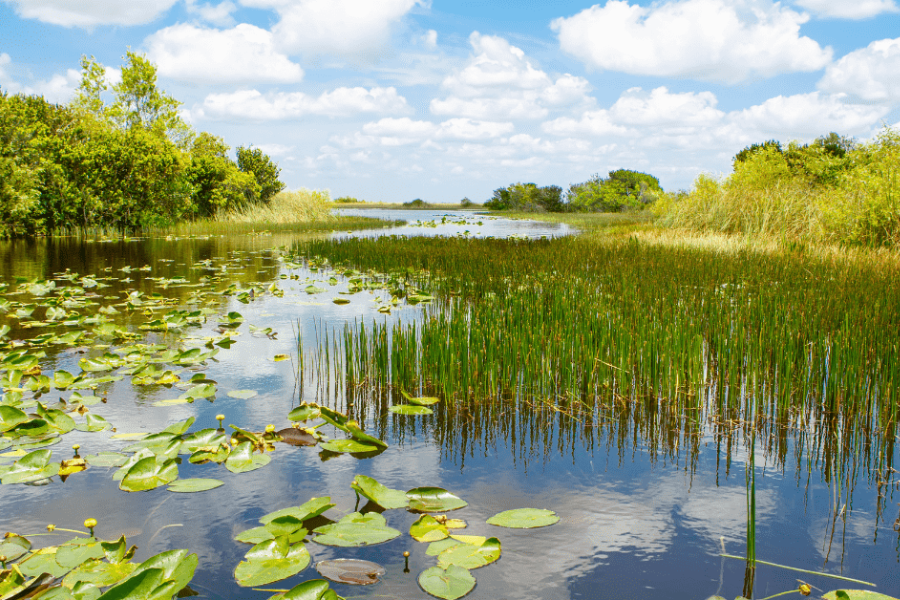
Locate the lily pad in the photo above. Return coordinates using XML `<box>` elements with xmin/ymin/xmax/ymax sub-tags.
<box><xmin>410</xmin><ymin>515</ymin><xmax>449</xmax><ymax>543</ymax></box>
<box><xmin>823</xmin><ymin>592</ymin><xmax>900</xmax><ymax>600</ymax></box>
<box><xmin>401</xmin><ymin>390</ymin><xmax>440</xmax><ymax>406</ymax></box>
<box><xmin>227</xmin><ymin>389</ymin><xmax>258</xmax><ymax>400</ymax></box>
<box><xmin>389</xmin><ymin>405</ymin><xmax>433</xmax><ymax>415</ymax></box>
<box><xmin>259</xmin><ymin>497</ymin><xmax>335</xmax><ymax>525</ymax></box>
<box><xmin>276</xmin><ymin>428</ymin><xmax>318</xmax><ymax>446</ymax></box>
<box><xmin>407</xmin><ymin>487</ymin><xmax>468</xmax><ymax>513</ymax></box>
<box><xmin>316</xmin><ymin>559</ymin><xmax>385</xmax><ymax>585</ymax></box>
<box><xmin>350</xmin><ymin>475</ymin><xmax>409</xmax><ymax>510</ymax></box>
<box><xmin>167</xmin><ymin>478</ymin><xmax>224</xmax><ymax>493</ymax></box>
<box><xmin>418</xmin><ymin>564</ymin><xmax>476</xmax><ymax>600</ymax></box>
<box><xmin>486</xmin><ymin>508</ymin><xmax>559</xmax><ymax>529</ymax></box>
<box><xmin>0</xmin><ymin>533</ymin><xmax>31</xmax><ymax>561</ymax></box>
<box><xmin>73</xmin><ymin>414</ymin><xmax>111</xmax><ymax>432</ymax></box>
<box><xmin>119</xmin><ymin>456</ymin><xmax>179</xmax><ymax>492</ymax></box>
<box><xmin>0</xmin><ymin>448</ymin><xmax>60</xmax><ymax>484</ymax></box>
<box><xmin>319</xmin><ymin>440</ymin><xmax>378</xmax><ymax>454</ymax></box>
<box><xmin>225</xmin><ymin>442</ymin><xmax>271</xmax><ymax>473</ymax></box>
<box><xmin>56</xmin><ymin>537</ymin><xmax>105</xmax><ymax>568</ymax></box>
<box><xmin>436</xmin><ymin>537</ymin><xmax>501</xmax><ymax>570</ymax></box>
<box><xmin>287</xmin><ymin>404</ymin><xmax>321</xmax><ymax>422</ymax></box>
<box><xmin>275</xmin><ymin>579</ymin><xmax>345</xmax><ymax>600</ymax></box>
<box><xmin>234</xmin><ymin>535</ymin><xmax>310</xmax><ymax>587</ymax></box>
<box><xmin>312</xmin><ymin>512</ymin><xmax>401</xmax><ymax>547</ymax></box>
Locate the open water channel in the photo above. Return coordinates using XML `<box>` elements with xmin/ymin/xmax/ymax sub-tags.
<box><xmin>0</xmin><ymin>210</ymin><xmax>897</xmax><ymax>600</ymax></box>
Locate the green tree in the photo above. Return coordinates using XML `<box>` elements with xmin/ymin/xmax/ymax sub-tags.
<box><xmin>189</xmin><ymin>133</ymin><xmax>259</xmax><ymax>216</ymax></box>
<box><xmin>236</xmin><ymin>146</ymin><xmax>284</xmax><ymax>203</ymax></box>
<box><xmin>566</xmin><ymin>170</ymin><xmax>661</xmax><ymax>212</ymax></box>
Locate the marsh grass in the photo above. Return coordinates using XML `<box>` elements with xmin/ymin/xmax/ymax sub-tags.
<box><xmin>223</xmin><ymin>188</ymin><xmax>333</xmax><ymax>223</ymax></box>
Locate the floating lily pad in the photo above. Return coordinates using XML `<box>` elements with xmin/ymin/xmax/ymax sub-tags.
<box><xmin>234</xmin><ymin>536</ymin><xmax>310</xmax><ymax>587</ymax></box>
<box><xmin>0</xmin><ymin>448</ymin><xmax>60</xmax><ymax>484</ymax></box>
<box><xmin>167</xmin><ymin>478</ymin><xmax>224</xmax><ymax>493</ymax></box>
<box><xmin>351</xmin><ymin>475</ymin><xmax>409</xmax><ymax>509</ymax></box>
<box><xmin>823</xmin><ymin>592</ymin><xmax>900</xmax><ymax>600</ymax></box>
<box><xmin>407</xmin><ymin>487</ymin><xmax>468</xmax><ymax>513</ymax></box>
<box><xmin>316</xmin><ymin>559</ymin><xmax>385</xmax><ymax>585</ymax></box>
<box><xmin>436</xmin><ymin>537</ymin><xmax>501</xmax><ymax>570</ymax></box>
<box><xmin>56</xmin><ymin>537</ymin><xmax>105</xmax><ymax>568</ymax></box>
<box><xmin>287</xmin><ymin>404</ymin><xmax>321</xmax><ymax>422</ymax></box>
<box><xmin>120</xmin><ymin>455</ymin><xmax>179</xmax><ymax>492</ymax></box>
<box><xmin>332</xmin><ymin>298</ymin><xmax>351</xmax><ymax>305</ymax></box>
<box><xmin>275</xmin><ymin>579</ymin><xmax>345</xmax><ymax>600</ymax></box>
<box><xmin>486</xmin><ymin>508</ymin><xmax>559</xmax><ymax>529</ymax></box>
<box><xmin>276</xmin><ymin>428</ymin><xmax>318</xmax><ymax>446</ymax></box>
<box><xmin>259</xmin><ymin>497</ymin><xmax>335</xmax><ymax>525</ymax></box>
<box><xmin>73</xmin><ymin>414</ymin><xmax>111</xmax><ymax>433</ymax></box>
<box><xmin>227</xmin><ymin>389</ymin><xmax>258</xmax><ymax>400</ymax></box>
<box><xmin>16</xmin><ymin>548</ymin><xmax>71</xmax><ymax>578</ymax></box>
<box><xmin>389</xmin><ymin>405</ymin><xmax>433</xmax><ymax>415</ymax></box>
<box><xmin>320</xmin><ymin>440</ymin><xmax>378</xmax><ymax>454</ymax></box>
<box><xmin>410</xmin><ymin>515</ymin><xmax>449</xmax><ymax>543</ymax></box>
<box><xmin>312</xmin><ymin>512</ymin><xmax>401</xmax><ymax>547</ymax></box>
<box><xmin>0</xmin><ymin>533</ymin><xmax>31</xmax><ymax>561</ymax></box>
<box><xmin>180</xmin><ymin>429</ymin><xmax>227</xmax><ymax>454</ymax></box>
<box><xmin>401</xmin><ymin>390</ymin><xmax>440</xmax><ymax>406</ymax></box>
<box><xmin>418</xmin><ymin>564</ymin><xmax>476</xmax><ymax>600</ymax></box>
<box><xmin>225</xmin><ymin>442</ymin><xmax>271</xmax><ymax>473</ymax></box>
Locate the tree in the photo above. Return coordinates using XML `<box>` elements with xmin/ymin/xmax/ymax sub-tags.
<box><xmin>733</xmin><ymin>140</ymin><xmax>782</xmax><ymax>167</ymax></box>
<box><xmin>565</xmin><ymin>170</ymin><xmax>661</xmax><ymax>212</ymax></box>
<box><xmin>236</xmin><ymin>146</ymin><xmax>284</xmax><ymax>203</ymax></box>
<box><xmin>190</xmin><ymin>133</ymin><xmax>259</xmax><ymax>216</ymax></box>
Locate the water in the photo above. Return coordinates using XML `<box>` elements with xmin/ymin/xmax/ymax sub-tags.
<box><xmin>0</xmin><ymin>213</ymin><xmax>897</xmax><ymax>600</ymax></box>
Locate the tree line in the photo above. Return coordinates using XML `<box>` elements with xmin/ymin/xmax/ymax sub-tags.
<box><xmin>0</xmin><ymin>51</ymin><xmax>284</xmax><ymax>236</ymax></box>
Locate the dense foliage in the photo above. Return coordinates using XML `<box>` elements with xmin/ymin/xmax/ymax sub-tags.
<box><xmin>484</xmin><ymin>182</ymin><xmax>564</xmax><ymax>211</ymax></box>
<box><xmin>486</xmin><ymin>171</ymin><xmax>660</xmax><ymax>213</ymax></box>
<box><xmin>655</xmin><ymin>127</ymin><xmax>900</xmax><ymax>246</ymax></box>
<box><xmin>0</xmin><ymin>51</ymin><xmax>284</xmax><ymax>236</ymax></box>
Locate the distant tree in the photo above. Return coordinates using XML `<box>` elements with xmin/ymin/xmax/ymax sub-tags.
<box><xmin>236</xmin><ymin>145</ymin><xmax>284</xmax><ymax>203</ymax></box>
<box><xmin>814</xmin><ymin>131</ymin><xmax>856</xmax><ymax>157</ymax></box>
<box><xmin>189</xmin><ymin>133</ymin><xmax>259</xmax><ymax>217</ymax></box>
<box><xmin>566</xmin><ymin>170</ymin><xmax>661</xmax><ymax>212</ymax></box>
<box><xmin>733</xmin><ymin>140</ymin><xmax>782</xmax><ymax>167</ymax></box>
<box><xmin>460</xmin><ymin>197</ymin><xmax>474</xmax><ymax>207</ymax></box>
<box><xmin>404</xmin><ymin>198</ymin><xmax>427</xmax><ymax>207</ymax></box>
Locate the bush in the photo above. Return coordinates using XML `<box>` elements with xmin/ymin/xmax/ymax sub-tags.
<box><xmin>403</xmin><ymin>199</ymin><xmax>428</xmax><ymax>207</ymax></box>
<box><xmin>566</xmin><ymin>170</ymin><xmax>661</xmax><ymax>212</ymax></box>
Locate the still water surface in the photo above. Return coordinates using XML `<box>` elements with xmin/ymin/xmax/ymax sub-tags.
<box><xmin>0</xmin><ymin>209</ymin><xmax>897</xmax><ymax>600</ymax></box>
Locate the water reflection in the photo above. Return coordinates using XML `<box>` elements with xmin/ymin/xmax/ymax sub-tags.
<box><xmin>0</xmin><ymin>224</ymin><xmax>896</xmax><ymax>600</ymax></box>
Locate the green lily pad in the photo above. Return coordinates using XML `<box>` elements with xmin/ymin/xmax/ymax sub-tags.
<box><xmin>351</xmin><ymin>475</ymin><xmax>409</xmax><ymax>509</ymax></box>
<box><xmin>389</xmin><ymin>405</ymin><xmax>433</xmax><ymax>415</ymax></box>
<box><xmin>319</xmin><ymin>440</ymin><xmax>378</xmax><ymax>454</ymax></box>
<box><xmin>180</xmin><ymin>429</ymin><xmax>227</xmax><ymax>454</ymax></box>
<box><xmin>189</xmin><ymin>445</ymin><xmax>230</xmax><ymax>464</ymax></box>
<box><xmin>259</xmin><ymin>497</ymin><xmax>335</xmax><ymax>525</ymax></box>
<box><xmin>823</xmin><ymin>592</ymin><xmax>900</xmax><ymax>600</ymax></box>
<box><xmin>346</xmin><ymin>422</ymin><xmax>388</xmax><ymax>449</ymax></box>
<box><xmin>0</xmin><ymin>448</ymin><xmax>60</xmax><ymax>484</ymax></box>
<box><xmin>316</xmin><ymin>559</ymin><xmax>385</xmax><ymax>585</ymax></box>
<box><xmin>401</xmin><ymin>390</ymin><xmax>440</xmax><ymax>406</ymax></box>
<box><xmin>410</xmin><ymin>515</ymin><xmax>449</xmax><ymax>543</ymax></box>
<box><xmin>56</xmin><ymin>537</ymin><xmax>106</xmax><ymax>568</ymax></box>
<box><xmin>0</xmin><ymin>405</ymin><xmax>31</xmax><ymax>432</ymax></box>
<box><xmin>227</xmin><ymin>389</ymin><xmax>258</xmax><ymax>400</ymax></box>
<box><xmin>166</xmin><ymin>478</ymin><xmax>224</xmax><ymax>493</ymax></box>
<box><xmin>407</xmin><ymin>487</ymin><xmax>468</xmax><ymax>513</ymax></box>
<box><xmin>436</xmin><ymin>537</ymin><xmax>501</xmax><ymax>570</ymax></box>
<box><xmin>275</xmin><ymin>579</ymin><xmax>345</xmax><ymax>600</ymax></box>
<box><xmin>0</xmin><ymin>533</ymin><xmax>31</xmax><ymax>561</ymax></box>
<box><xmin>85</xmin><ymin>451</ymin><xmax>129</xmax><ymax>468</ymax></box>
<box><xmin>119</xmin><ymin>456</ymin><xmax>179</xmax><ymax>492</ymax></box>
<box><xmin>16</xmin><ymin>548</ymin><xmax>71</xmax><ymax>578</ymax></box>
<box><xmin>234</xmin><ymin>525</ymin><xmax>307</xmax><ymax>545</ymax></box>
<box><xmin>312</xmin><ymin>512</ymin><xmax>401</xmax><ymax>547</ymax></box>
<box><xmin>418</xmin><ymin>564</ymin><xmax>476</xmax><ymax>600</ymax></box>
<box><xmin>234</xmin><ymin>535</ymin><xmax>310</xmax><ymax>587</ymax></box>
<box><xmin>486</xmin><ymin>508</ymin><xmax>559</xmax><ymax>529</ymax></box>
<box><xmin>127</xmin><ymin>548</ymin><xmax>197</xmax><ymax>594</ymax></box>
<box><xmin>62</xmin><ymin>557</ymin><xmax>137</xmax><ymax>589</ymax></box>
<box><xmin>74</xmin><ymin>414</ymin><xmax>111</xmax><ymax>432</ymax></box>
<box><xmin>287</xmin><ymin>404</ymin><xmax>321</xmax><ymax>422</ymax></box>
<box><xmin>332</xmin><ymin>298</ymin><xmax>351</xmax><ymax>305</ymax></box>
<box><xmin>225</xmin><ymin>442</ymin><xmax>271</xmax><ymax>473</ymax></box>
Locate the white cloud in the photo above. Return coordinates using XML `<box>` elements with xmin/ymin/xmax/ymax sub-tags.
<box><xmin>793</xmin><ymin>0</ymin><xmax>898</xmax><ymax>19</ymax></box>
<box><xmin>542</xmin><ymin>109</ymin><xmax>630</xmax><ymax>137</ymax></box>
<box><xmin>194</xmin><ymin>86</ymin><xmax>409</xmax><ymax>120</ymax></box>
<box><xmin>730</xmin><ymin>92</ymin><xmax>889</xmax><ymax>137</ymax></box>
<box><xmin>145</xmin><ymin>23</ymin><xmax>304</xmax><ymax>84</ymax></box>
<box><xmin>254</xmin><ymin>143</ymin><xmax>294</xmax><ymax>156</ymax></box>
<box><xmin>435</xmin><ymin>118</ymin><xmax>515</xmax><ymax>140</ymax></box>
<box><xmin>185</xmin><ymin>0</ymin><xmax>237</xmax><ymax>26</ymax></box>
<box><xmin>551</xmin><ymin>0</ymin><xmax>832</xmax><ymax>83</ymax></box>
<box><xmin>240</xmin><ymin>0</ymin><xmax>425</xmax><ymax>62</ymax></box>
<box><xmin>4</xmin><ymin>0</ymin><xmax>178</xmax><ymax>28</ymax></box>
<box><xmin>421</xmin><ymin>29</ymin><xmax>438</xmax><ymax>50</ymax></box>
<box><xmin>0</xmin><ymin>53</ymin><xmax>80</xmax><ymax>103</ymax></box>
<box><xmin>430</xmin><ymin>32</ymin><xmax>593</xmax><ymax>120</ymax></box>
<box><xmin>363</xmin><ymin>117</ymin><xmax>437</xmax><ymax>137</ymax></box>
<box><xmin>818</xmin><ymin>38</ymin><xmax>900</xmax><ymax>103</ymax></box>
<box><xmin>609</xmin><ymin>87</ymin><xmax>725</xmax><ymax>127</ymax></box>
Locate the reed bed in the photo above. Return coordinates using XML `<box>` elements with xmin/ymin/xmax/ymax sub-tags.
<box><xmin>295</xmin><ymin>234</ymin><xmax>900</xmax><ymax>484</ymax></box>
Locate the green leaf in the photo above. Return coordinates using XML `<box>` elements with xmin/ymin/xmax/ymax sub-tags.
<box><xmin>0</xmin><ymin>533</ymin><xmax>32</xmax><ymax>561</ymax></box>
<box><xmin>351</xmin><ymin>475</ymin><xmax>409</xmax><ymax>509</ymax></box>
<box><xmin>389</xmin><ymin>405</ymin><xmax>433</xmax><ymax>415</ymax></box>
<box><xmin>287</xmin><ymin>404</ymin><xmax>321</xmax><ymax>422</ymax></box>
<box><xmin>63</xmin><ymin>557</ymin><xmax>136</xmax><ymax>589</ymax></box>
<box><xmin>436</xmin><ymin>537</ymin><xmax>501</xmax><ymax>570</ymax></box>
<box><xmin>312</xmin><ymin>512</ymin><xmax>401</xmax><ymax>547</ymax></box>
<box><xmin>180</xmin><ymin>429</ymin><xmax>227</xmax><ymax>454</ymax></box>
<box><xmin>85</xmin><ymin>451</ymin><xmax>129</xmax><ymax>468</ymax></box>
<box><xmin>94</xmin><ymin>568</ymin><xmax>168</xmax><ymax>600</ymax></box>
<box><xmin>74</xmin><ymin>414</ymin><xmax>111</xmax><ymax>432</ymax></box>
<box><xmin>56</xmin><ymin>537</ymin><xmax>106</xmax><ymax>568</ymax></box>
<box><xmin>119</xmin><ymin>456</ymin><xmax>179</xmax><ymax>492</ymax></box>
<box><xmin>234</xmin><ymin>536</ymin><xmax>310</xmax><ymax>587</ymax></box>
<box><xmin>346</xmin><ymin>422</ymin><xmax>387</xmax><ymax>449</ymax></box>
<box><xmin>234</xmin><ymin>526</ymin><xmax>307</xmax><ymax>546</ymax></box>
<box><xmin>17</xmin><ymin>548</ymin><xmax>72</xmax><ymax>578</ymax></box>
<box><xmin>406</xmin><ymin>487</ymin><xmax>468</xmax><ymax>512</ymax></box>
<box><xmin>178</xmin><ymin>383</ymin><xmax>216</xmax><ymax>400</ymax></box>
<box><xmin>410</xmin><ymin>515</ymin><xmax>449</xmax><ymax>543</ymax></box>
<box><xmin>417</xmin><ymin>565</ymin><xmax>476</xmax><ymax>600</ymax></box>
<box><xmin>316</xmin><ymin>559</ymin><xmax>385</xmax><ymax>586</ymax></box>
<box><xmin>128</xmin><ymin>549</ymin><xmax>197</xmax><ymax>594</ymax></box>
<box><xmin>224</xmin><ymin>442</ymin><xmax>271</xmax><ymax>473</ymax></box>
<box><xmin>823</xmin><ymin>592</ymin><xmax>899</xmax><ymax>600</ymax></box>
<box><xmin>276</xmin><ymin>579</ymin><xmax>345</xmax><ymax>600</ymax></box>
<box><xmin>486</xmin><ymin>508</ymin><xmax>559</xmax><ymax>529</ymax></box>
<box><xmin>319</xmin><ymin>439</ymin><xmax>378</xmax><ymax>454</ymax></box>
<box><xmin>161</xmin><ymin>417</ymin><xmax>196</xmax><ymax>436</ymax></box>
<box><xmin>227</xmin><ymin>389</ymin><xmax>257</xmax><ymax>400</ymax></box>
<box><xmin>166</xmin><ymin>478</ymin><xmax>224</xmax><ymax>493</ymax></box>
<box><xmin>0</xmin><ymin>405</ymin><xmax>30</xmax><ymax>432</ymax></box>
<box><xmin>426</xmin><ymin>538</ymin><xmax>464</xmax><ymax>557</ymax></box>
<box><xmin>259</xmin><ymin>497</ymin><xmax>335</xmax><ymax>525</ymax></box>
<box><xmin>36</xmin><ymin>403</ymin><xmax>76</xmax><ymax>433</ymax></box>
<box><xmin>1</xmin><ymin>448</ymin><xmax>59</xmax><ymax>484</ymax></box>
<box><xmin>401</xmin><ymin>390</ymin><xmax>440</xmax><ymax>406</ymax></box>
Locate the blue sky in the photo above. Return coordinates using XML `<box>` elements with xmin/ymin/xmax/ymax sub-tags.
<box><xmin>2</xmin><ymin>0</ymin><xmax>899</xmax><ymax>203</ymax></box>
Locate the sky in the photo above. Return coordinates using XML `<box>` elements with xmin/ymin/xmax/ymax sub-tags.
<box><xmin>1</xmin><ymin>0</ymin><xmax>899</xmax><ymax>203</ymax></box>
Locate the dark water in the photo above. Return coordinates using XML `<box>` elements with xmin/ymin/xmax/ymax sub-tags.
<box><xmin>0</xmin><ymin>213</ymin><xmax>898</xmax><ymax>600</ymax></box>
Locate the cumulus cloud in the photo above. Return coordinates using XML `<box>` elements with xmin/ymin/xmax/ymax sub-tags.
<box><xmin>0</xmin><ymin>53</ymin><xmax>80</xmax><ymax>103</ymax></box>
<box><xmin>185</xmin><ymin>0</ymin><xmax>237</xmax><ymax>26</ymax></box>
<box><xmin>730</xmin><ymin>91</ymin><xmax>890</xmax><ymax>137</ymax></box>
<box><xmin>435</xmin><ymin>118</ymin><xmax>515</xmax><ymax>140</ymax></box>
<box><xmin>145</xmin><ymin>23</ymin><xmax>304</xmax><ymax>84</ymax></box>
<box><xmin>542</xmin><ymin>109</ymin><xmax>630</xmax><ymax>137</ymax></box>
<box><xmin>818</xmin><ymin>38</ymin><xmax>900</xmax><ymax>103</ymax></box>
<box><xmin>793</xmin><ymin>0</ymin><xmax>898</xmax><ymax>19</ymax></box>
<box><xmin>421</xmin><ymin>29</ymin><xmax>438</xmax><ymax>50</ymax></box>
<box><xmin>3</xmin><ymin>0</ymin><xmax>178</xmax><ymax>28</ymax></box>
<box><xmin>194</xmin><ymin>86</ymin><xmax>409</xmax><ymax>120</ymax></box>
<box><xmin>551</xmin><ymin>0</ymin><xmax>832</xmax><ymax>83</ymax></box>
<box><xmin>240</xmin><ymin>0</ymin><xmax>425</xmax><ymax>62</ymax></box>
<box><xmin>430</xmin><ymin>32</ymin><xmax>593</xmax><ymax>120</ymax></box>
<box><xmin>609</xmin><ymin>87</ymin><xmax>725</xmax><ymax>127</ymax></box>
